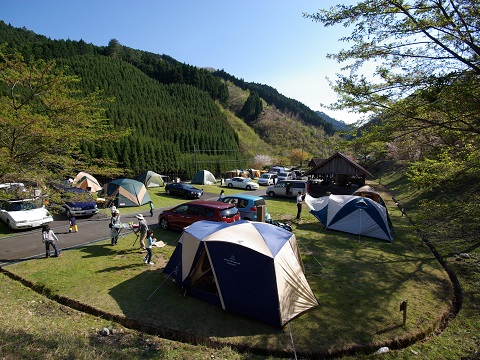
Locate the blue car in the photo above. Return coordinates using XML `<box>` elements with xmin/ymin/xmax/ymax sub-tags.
<box><xmin>219</xmin><ymin>194</ymin><xmax>272</xmax><ymax>222</ymax></box>
<box><xmin>61</xmin><ymin>187</ymin><xmax>99</xmax><ymax>217</ymax></box>
<box><xmin>165</xmin><ymin>182</ymin><xmax>203</xmax><ymax>199</ymax></box>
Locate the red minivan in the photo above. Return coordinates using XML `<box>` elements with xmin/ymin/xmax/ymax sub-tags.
<box><xmin>158</xmin><ymin>200</ymin><xmax>240</xmax><ymax>231</ymax></box>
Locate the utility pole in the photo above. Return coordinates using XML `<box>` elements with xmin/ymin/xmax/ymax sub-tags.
<box><xmin>301</xmin><ymin>138</ymin><xmax>305</xmax><ymax>167</ymax></box>
<box><xmin>194</xmin><ymin>145</ymin><xmax>197</xmax><ymax>173</ymax></box>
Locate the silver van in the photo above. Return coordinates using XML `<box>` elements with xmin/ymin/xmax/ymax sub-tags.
<box><xmin>266</xmin><ymin>180</ymin><xmax>307</xmax><ymax>198</ymax></box>
<box><xmin>258</xmin><ymin>173</ymin><xmax>278</xmax><ymax>186</ymax></box>
<box><xmin>277</xmin><ymin>172</ymin><xmax>294</xmax><ymax>181</ymax></box>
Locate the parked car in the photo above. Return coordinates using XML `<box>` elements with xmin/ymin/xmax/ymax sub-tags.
<box><xmin>266</xmin><ymin>180</ymin><xmax>308</xmax><ymax>198</ymax></box>
<box><xmin>277</xmin><ymin>172</ymin><xmax>294</xmax><ymax>181</ymax></box>
<box><xmin>0</xmin><ymin>182</ymin><xmax>27</xmax><ymax>193</ymax></box>
<box><xmin>257</xmin><ymin>173</ymin><xmax>278</xmax><ymax>186</ymax></box>
<box><xmin>165</xmin><ymin>182</ymin><xmax>203</xmax><ymax>199</ymax></box>
<box><xmin>292</xmin><ymin>169</ymin><xmax>305</xmax><ymax>179</ymax></box>
<box><xmin>158</xmin><ymin>200</ymin><xmax>240</xmax><ymax>230</ymax></box>
<box><xmin>0</xmin><ymin>198</ymin><xmax>53</xmax><ymax>230</ymax></box>
<box><xmin>225</xmin><ymin>177</ymin><xmax>259</xmax><ymax>190</ymax></box>
<box><xmin>219</xmin><ymin>194</ymin><xmax>272</xmax><ymax>222</ymax></box>
<box><xmin>61</xmin><ymin>187</ymin><xmax>99</xmax><ymax>217</ymax></box>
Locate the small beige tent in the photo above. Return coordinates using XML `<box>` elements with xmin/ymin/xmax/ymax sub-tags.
<box><xmin>73</xmin><ymin>172</ymin><xmax>102</xmax><ymax>193</ymax></box>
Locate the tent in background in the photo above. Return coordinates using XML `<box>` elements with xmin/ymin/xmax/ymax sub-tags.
<box><xmin>137</xmin><ymin>171</ymin><xmax>165</xmax><ymax>188</ymax></box>
<box><xmin>103</xmin><ymin>178</ymin><xmax>152</xmax><ymax>207</ymax></box>
<box><xmin>305</xmin><ymin>194</ymin><xmax>394</xmax><ymax>241</ymax></box>
<box><xmin>191</xmin><ymin>170</ymin><xmax>216</xmax><ymax>185</ymax></box>
<box><xmin>73</xmin><ymin>172</ymin><xmax>102</xmax><ymax>193</ymax></box>
<box><xmin>353</xmin><ymin>185</ymin><xmax>386</xmax><ymax>206</ymax></box>
<box><xmin>163</xmin><ymin>220</ymin><xmax>318</xmax><ymax>327</ymax></box>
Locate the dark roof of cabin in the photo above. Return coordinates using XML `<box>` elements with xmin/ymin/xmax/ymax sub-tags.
<box><xmin>305</xmin><ymin>152</ymin><xmax>374</xmax><ymax>179</ymax></box>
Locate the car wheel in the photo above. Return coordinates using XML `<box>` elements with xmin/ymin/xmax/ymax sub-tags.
<box><xmin>159</xmin><ymin>218</ymin><xmax>170</xmax><ymax>230</ymax></box>
<box><xmin>227</xmin><ymin>183</ymin><xmax>233</xmax><ymax>188</ymax></box>
<box><xmin>166</xmin><ymin>189</ymin><xmax>171</xmax><ymax>195</ymax></box>
<box><xmin>268</xmin><ymin>191</ymin><xmax>275</xmax><ymax>198</ymax></box>
<box><xmin>246</xmin><ymin>185</ymin><xmax>251</xmax><ymax>190</ymax></box>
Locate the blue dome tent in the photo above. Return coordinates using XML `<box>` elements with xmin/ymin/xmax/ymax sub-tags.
<box><xmin>163</xmin><ymin>220</ymin><xmax>318</xmax><ymax>327</ymax></box>
<box><xmin>305</xmin><ymin>194</ymin><xmax>394</xmax><ymax>241</ymax></box>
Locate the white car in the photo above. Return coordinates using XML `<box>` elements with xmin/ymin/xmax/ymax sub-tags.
<box><xmin>225</xmin><ymin>177</ymin><xmax>259</xmax><ymax>190</ymax></box>
<box><xmin>0</xmin><ymin>199</ymin><xmax>53</xmax><ymax>230</ymax></box>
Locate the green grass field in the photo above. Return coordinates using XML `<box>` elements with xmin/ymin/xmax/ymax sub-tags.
<box><xmin>1</xmin><ymin>182</ymin><xmax>455</xmax><ymax>358</ymax></box>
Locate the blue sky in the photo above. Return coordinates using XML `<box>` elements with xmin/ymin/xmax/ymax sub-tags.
<box><xmin>2</xmin><ymin>0</ymin><xmax>361</xmax><ymax>123</ymax></box>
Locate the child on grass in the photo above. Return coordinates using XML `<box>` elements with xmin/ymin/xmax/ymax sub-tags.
<box><xmin>149</xmin><ymin>201</ymin><xmax>154</xmax><ymax>217</ymax></box>
<box><xmin>143</xmin><ymin>229</ymin><xmax>156</xmax><ymax>265</ymax></box>
<box><xmin>42</xmin><ymin>225</ymin><xmax>61</xmax><ymax>257</ymax></box>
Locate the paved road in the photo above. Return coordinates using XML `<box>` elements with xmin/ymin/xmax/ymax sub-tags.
<box><xmin>0</xmin><ymin>188</ymin><xmax>268</xmax><ymax>267</ymax></box>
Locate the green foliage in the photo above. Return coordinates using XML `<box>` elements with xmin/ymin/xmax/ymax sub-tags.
<box><xmin>0</xmin><ymin>23</ymin><xmax>247</xmax><ymax>179</ymax></box>
<box><xmin>307</xmin><ymin>1</ymin><xmax>480</xmax><ymax>254</ymax></box>
<box><xmin>240</xmin><ymin>90</ymin><xmax>262</xmax><ymax>123</ymax></box>
<box><xmin>0</xmin><ymin>46</ymin><xmax>113</xmax><ymax>182</ymax></box>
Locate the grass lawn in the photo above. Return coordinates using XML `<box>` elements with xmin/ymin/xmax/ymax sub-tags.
<box><xmin>2</xmin><ymin>181</ymin><xmax>454</xmax><ymax>358</ymax></box>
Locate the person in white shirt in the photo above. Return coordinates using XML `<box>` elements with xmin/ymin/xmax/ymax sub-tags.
<box><xmin>296</xmin><ymin>191</ymin><xmax>303</xmax><ymax>219</ymax></box>
<box><xmin>110</xmin><ymin>210</ymin><xmax>121</xmax><ymax>245</ymax></box>
<box><xmin>42</xmin><ymin>225</ymin><xmax>61</xmax><ymax>257</ymax></box>
<box><xmin>109</xmin><ymin>203</ymin><xmax>117</xmax><ymax>217</ymax></box>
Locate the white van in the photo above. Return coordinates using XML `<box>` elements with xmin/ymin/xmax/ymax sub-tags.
<box><xmin>266</xmin><ymin>180</ymin><xmax>307</xmax><ymax>198</ymax></box>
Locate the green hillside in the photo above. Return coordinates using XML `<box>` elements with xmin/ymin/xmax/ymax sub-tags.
<box><xmin>0</xmin><ymin>21</ymin><xmax>337</xmax><ymax>180</ymax></box>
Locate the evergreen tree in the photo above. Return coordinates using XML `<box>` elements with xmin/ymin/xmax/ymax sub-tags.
<box><xmin>240</xmin><ymin>91</ymin><xmax>263</xmax><ymax>124</ymax></box>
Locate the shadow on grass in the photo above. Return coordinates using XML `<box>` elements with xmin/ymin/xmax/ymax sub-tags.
<box><xmin>292</xmin><ymin>220</ymin><xmax>452</xmax><ymax>348</ymax></box>
<box><xmin>106</xmin><ymin>269</ymin><xmax>293</xmax><ymax>357</ymax></box>
<box><xmin>79</xmin><ymin>243</ymin><xmax>123</xmax><ymax>258</ymax></box>
<box><xmin>97</xmin><ymin>263</ymin><xmax>143</xmax><ymax>273</ymax></box>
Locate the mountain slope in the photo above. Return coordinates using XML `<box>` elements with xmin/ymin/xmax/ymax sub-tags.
<box><xmin>0</xmin><ymin>21</ymin><xmax>342</xmax><ymax>175</ymax></box>
<box><xmin>316</xmin><ymin>111</ymin><xmax>351</xmax><ymax>131</ymax></box>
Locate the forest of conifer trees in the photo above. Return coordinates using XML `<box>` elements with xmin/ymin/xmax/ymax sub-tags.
<box><xmin>0</xmin><ymin>21</ymin><xmax>333</xmax><ymax>180</ymax></box>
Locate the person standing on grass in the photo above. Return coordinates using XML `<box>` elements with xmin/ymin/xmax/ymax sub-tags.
<box><xmin>149</xmin><ymin>201</ymin><xmax>154</xmax><ymax>217</ymax></box>
<box><xmin>143</xmin><ymin>229</ymin><xmax>156</xmax><ymax>265</ymax></box>
<box><xmin>296</xmin><ymin>191</ymin><xmax>303</xmax><ymax>220</ymax></box>
<box><xmin>42</xmin><ymin>225</ymin><xmax>61</xmax><ymax>257</ymax></box>
<box><xmin>134</xmin><ymin>214</ymin><xmax>148</xmax><ymax>251</ymax></box>
<box><xmin>110</xmin><ymin>210</ymin><xmax>121</xmax><ymax>245</ymax></box>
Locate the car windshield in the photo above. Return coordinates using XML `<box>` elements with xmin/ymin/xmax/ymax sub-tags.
<box><xmin>279</xmin><ymin>172</ymin><xmax>288</xmax><ymax>177</ymax></box>
<box><xmin>7</xmin><ymin>200</ymin><xmax>41</xmax><ymax>211</ymax></box>
<box><xmin>260</xmin><ymin>174</ymin><xmax>270</xmax><ymax>179</ymax></box>
<box><xmin>183</xmin><ymin>184</ymin><xmax>195</xmax><ymax>189</ymax></box>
